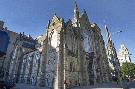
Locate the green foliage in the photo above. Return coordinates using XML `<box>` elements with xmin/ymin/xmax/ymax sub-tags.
<box><xmin>121</xmin><ymin>62</ymin><xmax>135</xmax><ymax>78</ymax></box>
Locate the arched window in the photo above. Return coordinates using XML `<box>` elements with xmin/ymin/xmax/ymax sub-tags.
<box><xmin>70</xmin><ymin>62</ymin><xmax>73</xmax><ymax>72</ymax></box>
<box><xmin>50</xmin><ymin>30</ymin><xmax>57</xmax><ymax>48</ymax></box>
<box><xmin>69</xmin><ymin>61</ymin><xmax>75</xmax><ymax>72</ymax></box>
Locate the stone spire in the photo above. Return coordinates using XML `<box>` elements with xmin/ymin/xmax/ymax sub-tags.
<box><xmin>105</xmin><ymin>25</ymin><xmax>120</xmax><ymax>78</ymax></box>
<box><xmin>105</xmin><ymin>25</ymin><xmax>113</xmax><ymax>51</ymax></box>
<box><xmin>105</xmin><ymin>25</ymin><xmax>117</xmax><ymax>51</ymax></box>
<box><xmin>72</xmin><ymin>0</ymin><xmax>80</xmax><ymax>27</ymax></box>
<box><xmin>81</xmin><ymin>9</ymin><xmax>89</xmax><ymax>23</ymax></box>
<box><xmin>105</xmin><ymin>25</ymin><xmax>111</xmax><ymax>44</ymax></box>
<box><xmin>105</xmin><ymin>25</ymin><xmax>115</xmax><ymax>54</ymax></box>
<box><xmin>74</xmin><ymin>0</ymin><xmax>79</xmax><ymax>21</ymax></box>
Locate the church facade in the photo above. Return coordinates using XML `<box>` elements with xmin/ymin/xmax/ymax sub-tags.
<box><xmin>0</xmin><ymin>1</ymin><xmax>112</xmax><ymax>89</ymax></box>
<box><xmin>37</xmin><ymin>1</ymin><xmax>110</xmax><ymax>89</ymax></box>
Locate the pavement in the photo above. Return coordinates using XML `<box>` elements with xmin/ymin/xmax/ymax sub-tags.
<box><xmin>13</xmin><ymin>81</ymin><xmax>135</xmax><ymax>89</ymax></box>
<box><xmin>126</xmin><ymin>80</ymin><xmax>135</xmax><ymax>88</ymax></box>
<box><xmin>14</xmin><ymin>83</ymin><xmax>49</xmax><ymax>89</ymax></box>
<box><xmin>71</xmin><ymin>82</ymin><xmax>123</xmax><ymax>89</ymax></box>
<box><xmin>14</xmin><ymin>82</ymin><xmax>122</xmax><ymax>89</ymax></box>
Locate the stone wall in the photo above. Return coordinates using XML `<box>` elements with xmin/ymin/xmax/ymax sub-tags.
<box><xmin>19</xmin><ymin>50</ymin><xmax>41</xmax><ymax>85</ymax></box>
<box><xmin>0</xmin><ymin>22</ymin><xmax>19</xmax><ymax>79</ymax></box>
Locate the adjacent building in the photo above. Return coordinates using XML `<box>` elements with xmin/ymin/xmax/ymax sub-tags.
<box><xmin>0</xmin><ymin>20</ymin><xmax>38</xmax><ymax>81</ymax></box>
<box><xmin>38</xmin><ymin>1</ymin><xmax>110</xmax><ymax>89</ymax></box>
<box><xmin>118</xmin><ymin>44</ymin><xmax>131</xmax><ymax>66</ymax></box>
<box><xmin>0</xmin><ymin>21</ymin><xmax>19</xmax><ymax>79</ymax></box>
<box><xmin>8</xmin><ymin>32</ymin><xmax>37</xmax><ymax>82</ymax></box>
<box><xmin>105</xmin><ymin>25</ymin><xmax>120</xmax><ymax>80</ymax></box>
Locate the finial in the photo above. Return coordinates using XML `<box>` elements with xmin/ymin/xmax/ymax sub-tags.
<box><xmin>74</xmin><ymin>0</ymin><xmax>79</xmax><ymax>21</ymax></box>
<box><xmin>52</xmin><ymin>13</ymin><xmax>57</xmax><ymax>18</ymax></box>
<box><xmin>74</xmin><ymin>0</ymin><xmax>78</xmax><ymax>11</ymax></box>
<box><xmin>105</xmin><ymin>25</ymin><xmax>109</xmax><ymax>33</ymax></box>
<box><xmin>83</xmin><ymin>9</ymin><xmax>86</xmax><ymax>13</ymax></box>
<box><xmin>54</xmin><ymin>13</ymin><xmax>57</xmax><ymax>16</ymax></box>
<box><xmin>105</xmin><ymin>25</ymin><xmax>107</xmax><ymax>29</ymax></box>
<box><xmin>47</xmin><ymin>20</ymin><xmax>51</xmax><ymax>28</ymax></box>
<box><xmin>105</xmin><ymin>25</ymin><xmax>112</xmax><ymax>43</ymax></box>
<box><xmin>23</xmin><ymin>32</ymin><xmax>24</xmax><ymax>36</ymax></box>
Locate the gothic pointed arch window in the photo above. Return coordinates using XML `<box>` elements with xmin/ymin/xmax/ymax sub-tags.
<box><xmin>82</xmin><ymin>28</ymin><xmax>92</xmax><ymax>53</ymax></box>
<box><xmin>49</xmin><ymin>29</ymin><xmax>58</xmax><ymax>49</ymax></box>
<box><xmin>49</xmin><ymin>29</ymin><xmax>54</xmax><ymax>39</ymax></box>
<box><xmin>69</xmin><ymin>61</ymin><xmax>75</xmax><ymax>72</ymax></box>
<box><xmin>70</xmin><ymin>62</ymin><xmax>73</xmax><ymax>72</ymax></box>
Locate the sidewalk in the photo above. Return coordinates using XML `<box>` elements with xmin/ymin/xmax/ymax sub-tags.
<box><xmin>15</xmin><ymin>83</ymin><xmax>49</xmax><ymax>89</ymax></box>
<box><xmin>71</xmin><ymin>82</ymin><xmax>123</xmax><ymax>89</ymax></box>
<box><xmin>14</xmin><ymin>82</ymin><xmax>124</xmax><ymax>89</ymax></box>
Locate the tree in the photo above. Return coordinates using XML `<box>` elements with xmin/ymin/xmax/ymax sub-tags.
<box><xmin>121</xmin><ymin>62</ymin><xmax>135</xmax><ymax>79</ymax></box>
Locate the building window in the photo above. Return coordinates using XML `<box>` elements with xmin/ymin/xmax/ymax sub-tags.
<box><xmin>70</xmin><ymin>62</ymin><xmax>73</xmax><ymax>72</ymax></box>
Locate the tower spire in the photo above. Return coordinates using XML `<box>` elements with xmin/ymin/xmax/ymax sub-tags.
<box><xmin>105</xmin><ymin>25</ymin><xmax>111</xmax><ymax>43</ymax></box>
<box><xmin>74</xmin><ymin>0</ymin><xmax>79</xmax><ymax>20</ymax></box>
<box><xmin>105</xmin><ymin>25</ymin><xmax>109</xmax><ymax>37</ymax></box>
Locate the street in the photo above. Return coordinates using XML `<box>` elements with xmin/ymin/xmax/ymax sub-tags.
<box><xmin>15</xmin><ymin>83</ymin><xmax>49</xmax><ymax>89</ymax></box>
<box><xmin>126</xmin><ymin>80</ymin><xmax>135</xmax><ymax>88</ymax></box>
<box><xmin>14</xmin><ymin>82</ymin><xmax>127</xmax><ymax>89</ymax></box>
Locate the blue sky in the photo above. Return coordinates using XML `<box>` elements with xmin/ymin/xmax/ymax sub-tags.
<box><xmin>0</xmin><ymin>0</ymin><xmax>135</xmax><ymax>63</ymax></box>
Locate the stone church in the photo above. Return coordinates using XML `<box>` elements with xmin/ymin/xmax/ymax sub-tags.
<box><xmin>0</xmin><ymin>1</ymin><xmax>112</xmax><ymax>89</ymax></box>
